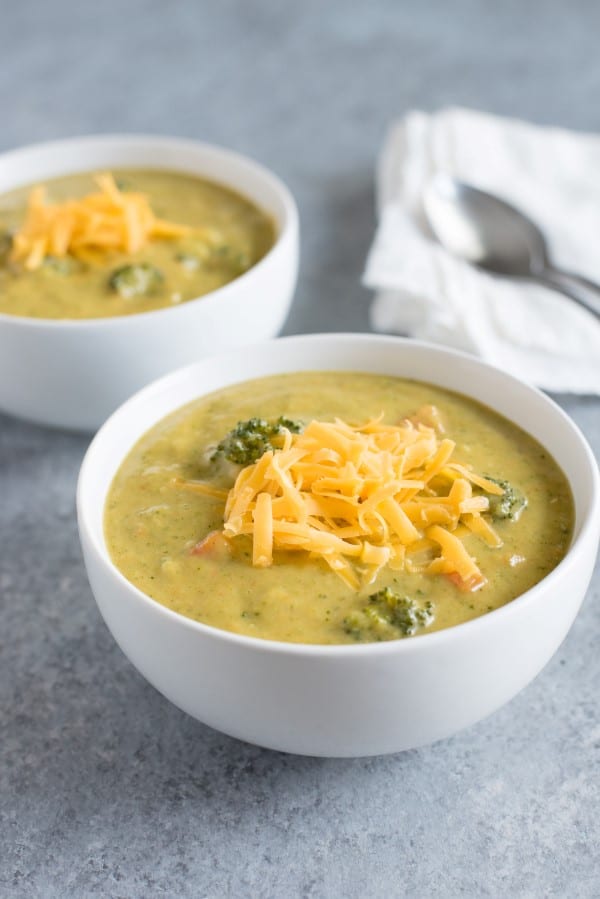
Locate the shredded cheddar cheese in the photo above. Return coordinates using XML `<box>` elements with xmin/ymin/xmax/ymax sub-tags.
<box><xmin>9</xmin><ymin>173</ymin><xmax>192</xmax><ymax>270</ymax></box>
<box><xmin>217</xmin><ymin>415</ymin><xmax>505</xmax><ymax>591</ymax></box>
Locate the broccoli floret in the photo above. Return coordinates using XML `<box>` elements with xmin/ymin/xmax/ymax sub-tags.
<box><xmin>344</xmin><ymin>587</ymin><xmax>434</xmax><ymax>642</ymax></box>
<box><xmin>212</xmin><ymin>416</ymin><xmax>303</xmax><ymax>466</ymax></box>
<box><xmin>109</xmin><ymin>263</ymin><xmax>164</xmax><ymax>299</ymax></box>
<box><xmin>275</xmin><ymin>416</ymin><xmax>303</xmax><ymax>434</ymax></box>
<box><xmin>213</xmin><ymin>245</ymin><xmax>251</xmax><ymax>274</ymax></box>
<box><xmin>485</xmin><ymin>477</ymin><xmax>527</xmax><ymax>522</ymax></box>
<box><xmin>43</xmin><ymin>255</ymin><xmax>81</xmax><ymax>276</ymax></box>
<box><xmin>175</xmin><ymin>251</ymin><xmax>202</xmax><ymax>271</ymax></box>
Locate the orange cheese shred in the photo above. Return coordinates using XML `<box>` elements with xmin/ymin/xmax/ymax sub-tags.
<box><xmin>252</xmin><ymin>492</ymin><xmax>273</xmax><ymax>567</ymax></box>
<box><xmin>221</xmin><ymin>414</ymin><xmax>505</xmax><ymax>591</ymax></box>
<box><xmin>9</xmin><ymin>172</ymin><xmax>192</xmax><ymax>270</ymax></box>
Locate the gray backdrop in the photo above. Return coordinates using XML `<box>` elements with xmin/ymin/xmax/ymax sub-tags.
<box><xmin>1</xmin><ymin>2</ymin><xmax>599</xmax><ymax>897</ymax></box>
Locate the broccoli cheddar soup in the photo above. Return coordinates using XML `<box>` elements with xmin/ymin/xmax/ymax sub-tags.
<box><xmin>105</xmin><ymin>372</ymin><xmax>574</xmax><ymax>645</ymax></box>
<box><xmin>0</xmin><ymin>169</ymin><xmax>274</xmax><ymax>319</ymax></box>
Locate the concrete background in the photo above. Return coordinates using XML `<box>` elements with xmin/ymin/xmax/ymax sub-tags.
<box><xmin>1</xmin><ymin>1</ymin><xmax>599</xmax><ymax>896</ymax></box>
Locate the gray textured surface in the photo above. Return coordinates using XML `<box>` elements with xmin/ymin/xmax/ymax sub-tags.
<box><xmin>1</xmin><ymin>1</ymin><xmax>599</xmax><ymax>896</ymax></box>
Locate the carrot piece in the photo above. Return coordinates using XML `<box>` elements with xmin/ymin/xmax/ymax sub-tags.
<box><xmin>446</xmin><ymin>570</ymin><xmax>487</xmax><ymax>593</ymax></box>
<box><xmin>190</xmin><ymin>530</ymin><xmax>231</xmax><ymax>559</ymax></box>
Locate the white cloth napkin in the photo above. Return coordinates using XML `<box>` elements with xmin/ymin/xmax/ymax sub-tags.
<box><xmin>363</xmin><ymin>107</ymin><xmax>600</xmax><ymax>394</ymax></box>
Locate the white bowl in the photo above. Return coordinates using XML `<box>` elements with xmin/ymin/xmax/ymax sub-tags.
<box><xmin>0</xmin><ymin>135</ymin><xmax>298</xmax><ymax>431</ymax></box>
<box><xmin>77</xmin><ymin>334</ymin><xmax>600</xmax><ymax>757</ymax></box>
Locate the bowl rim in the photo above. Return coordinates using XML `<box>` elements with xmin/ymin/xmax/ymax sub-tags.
<box><xmin>77</xmin><ymin>332</ymin><xmax>600</xmax><ymax>658</ymax></box>
<box><xmin>0</xmin><ymin>132</ymin><xmax>298</xmax><ymax>329</ymax></box>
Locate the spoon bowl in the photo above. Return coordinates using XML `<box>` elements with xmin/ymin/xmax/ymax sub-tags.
<box><xmin>423</xmin><ymin>174</ymin><xmax>600</xmax><ymax>318</ymax></box>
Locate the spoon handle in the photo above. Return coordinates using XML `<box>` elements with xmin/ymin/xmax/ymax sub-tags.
<box><xmin>537</xmin><ymin>268</ymin><xmax>600</xmax><ymax>318</ymax></box>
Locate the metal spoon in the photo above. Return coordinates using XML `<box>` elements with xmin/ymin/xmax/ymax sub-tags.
<box><xmin>423</xmin><ymin>174</ymin><xmax>600</xmax><ymax>318</ymax></box>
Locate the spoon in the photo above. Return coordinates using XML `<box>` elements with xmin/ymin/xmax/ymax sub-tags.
<box><xmin>423</xmin><ymin>174</ymin><xmax>600</xmax><ymax>318</ymax></box>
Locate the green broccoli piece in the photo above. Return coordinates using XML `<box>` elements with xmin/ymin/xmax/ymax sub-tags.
<box><xmin>276</xmin><ymin>416</ymin><xmax>303</xmax><ymax>434</ymax></box>
<box><xmin>109</xmin><ymin>263</ymin><xmax>164</xmax><ymax>299</ymax></box>
<box><xmin>212</xmin><ymin>416</ymin><xmax>303</xmax><ymax>466</ymax></box>
<box><xmin>43</xmin><ymin>255</ymin><xmax>81</xmax><ymax>276</ymax></box>
<box><xmin>212</xmin><ymin>245</ymin><xmax>251</xmax><ymax>275</ymax></box>
<box><xmin>344</xmin><ymin>587</ymin><xmax>435</xmax><ymax>642</ymax></box>
<box><xmin>175</xmin><ymin>251</ymin><xmax>202</xmax><ymax>271</ymax></box>
<box><xmin>484</xmin><ymin>477</ymin><xmax>527</xmax><ymax>522</ymax></box>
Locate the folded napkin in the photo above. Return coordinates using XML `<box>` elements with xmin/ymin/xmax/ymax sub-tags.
<box><xmin>363</xmin><ymin>107</ymin><xmax>600</xmax><ymax>394</ymax></box>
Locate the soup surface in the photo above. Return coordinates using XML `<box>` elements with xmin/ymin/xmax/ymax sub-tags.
<box><xmin>105</xmin><ymin>372</ymin><xmax>573</xmax><ymax>645</ymax></box>
<box><xmin>0</xmin><ymin>169</ymin><xmax>274</xmax><ymax>319</ymax></box>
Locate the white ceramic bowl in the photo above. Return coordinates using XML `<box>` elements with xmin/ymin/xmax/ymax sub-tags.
<box><xmin>0</xmin><ymin>135</ymin><xmax>298</xmax><ymax>431</ymax></box>
<box><xmin>77</xmin><ymin>334</ymin><xmax>600</xmax><ymax>757</ymax></box>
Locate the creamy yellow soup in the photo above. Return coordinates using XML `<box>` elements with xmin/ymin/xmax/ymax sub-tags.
<box><xmin>0</xmin><ymin>169</ymin><xmax>275</xmax><ymax>319</ymax></box>
<box><xmin>105</xmin><ymin>373</ymin><xmax>573</xmax><ymax>645</ymax></box>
